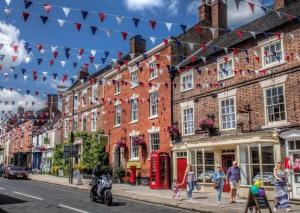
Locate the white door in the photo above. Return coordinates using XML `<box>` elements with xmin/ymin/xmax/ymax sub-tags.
<box><xmin>290</xmin><ymin>153</ymin><xmax>300</xmax><ymax>199</ymax></box>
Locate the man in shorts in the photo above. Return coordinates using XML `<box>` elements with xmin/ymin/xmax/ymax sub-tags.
<box><xmin>227</xmin><ymin>161</ymin><xmax>240</xmax><ymax>204</ymax></box>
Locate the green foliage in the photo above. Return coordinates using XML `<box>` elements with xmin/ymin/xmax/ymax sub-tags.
<box><xmin>51</xmin><ymin>144</ymin><xmax>64</xmax><ymax>176</ymax></box>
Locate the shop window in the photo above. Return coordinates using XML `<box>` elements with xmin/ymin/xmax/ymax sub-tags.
<box><xmin>190</xmin><ymin>151</ymin><xmax>214</xmax><ymax>183</ymax></box>
<box><xmin>239</xmin><ymin>145</ymin><xmax>275</xmax><ymax>186</ymax></box>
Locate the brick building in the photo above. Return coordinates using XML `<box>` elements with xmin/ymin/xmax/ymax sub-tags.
<box><xmin>172</xmin><ymin>0</ymin><xmax>300</xmax><ymax>199</ymax></box>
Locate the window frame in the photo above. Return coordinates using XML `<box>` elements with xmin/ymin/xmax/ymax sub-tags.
<box><xmin>91</xmin><ymin>85</ymin><xmax>98</xmax><ymax>103</ymax></box>
<box><xmin>149</xmin><ymin>62</ymin><xmax>158</xmax><ymax>80</ymax></box>
<box><xmin>149</xmin><ymin>132</ymin><xmax>160</xmax><ymax>153</ymax></box>
<box><xmin>263</xmin><ymin>84</ymin><xmax>287</xmax><ymax>126</ymax></box>
<box><xmin>81</xmin><ymin>113</ymin><xmax>87</xmax><ymax>131</ymax></box>
<box><xmin>149</xmin><ymin>91</ymin><xmax>158</xmax><ymax>118</ymax></box>
<box><xmin>180</xmin><ymin>70</ymin><xmax>194</xmax><ymax>92</ymax></box>
<box><xmin>130</xmin><ymin>137</ymin><xmax>139</xmax><ymax>160</ymax></box>
<box><xmin>115</xmin><ymin>82</ymin><xmax>121</xmax><ymax>95</ymax></box>
<box><xmin>65</xmin><ymin>96</ymin><xmax>70</xmax><ymax>113</ymax></box>
<box><xmin>217</xmin><ymin>57</ymin><xmax>235</xmax><ymax>81</ymax></box>
<box><xmin>115</xmin><ymin>104</ymin><xmax>121</xmax><ymax>127</ymax></box>
<box><xmin>81</xmin><ymin>90</ymin><xmax>87</xmax><ymax>107</ymax></box>
<box><xmin>130</xmin><ymin>71</ymin><xmax>139</xmax><ymax>88</ymax></box>
<box><xmin>261</xmin><ymin>38</ymin><xmax>285</xmax><ymax>69</ymax></box>
<box><xmin>181</xmin><ymin>106</ymin><xmax>194</xmax><ymax>136</ymax></box>
<box><xmin>130</xmin><ymin>99</ymin><xmax>138</xmax><ymax>123</ymax></box>
<box><xmin>74</xmin><ymin>94</ymin><xmax>78</xmax><ymax>110</ymax></box>
<box><xmin>219</xmin><ymin>96</ymin><xmax>237</xmax><ymax>131</ymax></box>
<box><xmin>64</xmin><ymin>118</ymin><xmax>69</xmax><ymax>138</ymax></box>
<box><xmin>91</xmin><ymin>110</ymin><xmax>97</xmax><ymax>132</ymax></box>
<box><xmin>74</xmin><ymin>115</ymin><xmax>78</xmax><ymax>131</ymax></box>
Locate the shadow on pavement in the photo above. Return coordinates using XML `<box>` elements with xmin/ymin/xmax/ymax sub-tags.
<box><xmin>0</xmin><ymin>208</ymin><xmax>9</xmax><ymax>213</ymax></box>
<box><xmin>0</xmin><ymin>194</ymin><xmax>28</xmax><ymax>205</ymax></box>
<box><xmin>111</xmin><ymin>201</ymin><xmax>127</xmax><ymax>207</ymax></box>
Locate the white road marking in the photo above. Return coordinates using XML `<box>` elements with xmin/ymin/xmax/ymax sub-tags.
<box><xmin>0</xmin><ymin>187</ymin><xmax>5</xmax><ymax>190</ymax></box>
<box><xmin>59</xmin><ymin>204</ymin><xmax>89</xmax><ymax>213</ymax></box>
<box><xmin>13</xmin><ymin>191</ymin><xmax>44</xmax><ymax>201</ymax></box>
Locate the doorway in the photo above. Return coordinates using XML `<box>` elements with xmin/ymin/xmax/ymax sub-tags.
<box><xmin>290</xmin><ymin>153</ymin><xmax>300</xmax><ymax>199</ymax></box>
<box><xmin>177</xmin><ymin>157</ymin><xmax>187</xmax><ymax>189</ymax></box>
<box><xmin>222</xmin><ymin>154</ymin><xmax>235</xmax><ymax>193</ymax></box>
<box><xmin>114</xmin><ymin>146</ymin><xmax>121</xmax><ymax>169</ymax></box>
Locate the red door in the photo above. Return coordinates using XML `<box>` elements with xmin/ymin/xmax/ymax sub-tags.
<box><xmin>222</xmin><ymin>154</ymin><xmax>235</xmax><ymax>193</ymax></box>
<box><xmin>177</xmin><ymin>158</ymin><xmax>187</xmax><ymax>189</ymax></box>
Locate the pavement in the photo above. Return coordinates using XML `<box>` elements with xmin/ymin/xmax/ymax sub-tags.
<box><xmin>27</xmin><ymin>174</ymin><xmax>300</xmax><ymax>213</ymax></box>
<box><xmin>0</xmin><ymin>177</ymin><xmax>193</xmax><ymax>213</ymax></box>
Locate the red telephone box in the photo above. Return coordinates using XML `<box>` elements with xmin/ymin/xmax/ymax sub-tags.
<box><xmin>150</xmin><ymin>152</ymin><xmax>170</xmax><ymax>189</ymax></box>
<box><xmin>129</xmin><ymin>165</ymin><xmax>136</xmax><ymax>185</ymax></box>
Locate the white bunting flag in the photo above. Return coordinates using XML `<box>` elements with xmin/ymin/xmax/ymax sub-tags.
<box><xmin>77</xmin><ymin>55</ymin><xmax>82</xmax><ymax>61</ymax></box>
<box><xmin>62</xmin><ymin>7</ymin><xmax>71</xmax><ymax>17</ymax></box>
<box><xmin>209</xmin><ymin>27</ymin><xmax>217</xmax><ymax>38</ymax></box>
<box><xmin>166</xmin><ymin>55</ymin><xmax>171</xmax><ymax>62</ymax></box>
<box><xmin>289</xmin><ymin>34</ymin><xmax>295</xmax><ymax>40</ymax></box>
<box><xmin>250</xmin><ymin>31</ymin><xmax>256</xmax><ymax>39</ymax></box>
<box><xmin>40</xmin><ymin>49</ymin><xmax>46</xmax><ymax>54</ymax></box>
<box><xmin>60</xmin><ymin>60</ymin><xmax>66</xmax><ymax>67</ymax></box>
<box><xmin>4</xmin><ymin>8</ymin><xmax>12</xmax><ymax>16</ymax></box>
<box><xmin>165</xmin><ymin>22</ymin><xmax>172</xmax><ymax>32</ymax></box>
<box><xmin>51</xmin><ymin>46</ymin><xmax>57</xmax><ymax>53</ymax></box>
<box><xmin>188</xmin><ymin>43</ymin><xmax>194</xmax><ymax>51</ymax></box>
<box><xmin>94</xmin><ymin>64</ymin><xmax>100</xmax><ymax>70</ymax></box>
<box><xmin>129</xmin><ymin>53</ymin><xmax>135</xmax><ymax>60</ymax></box>
<box><xmin>91</xmin><ymin>50</ymin><xmax>97</xmax><ymax>57</ymax></box>
<box><xmin>201</xmin><ymin>56</ymin><xmax>206</xmax><ymax>64</ymax></box>
<box><xmin>24</xmin><ymin>75</ymin><xmax>28</xmax><ymax>80</ymax></box>
<box><xmin>42</xmin><ymin>72</ymin><xmax>48</xmax><ymax>77</ymax></box>
<box><xmin>24</xmin><ymin>57</ymin><xmax>31</xmax><ymax>64</ymax></box>
<box><xmin>150</xmin><ymin>37</ymin><xmax>156</xmax><ymax>45</ymax></box>
<box><xmin>5</xmin><ymin>0</ymin><xmax>11</xmax><ymax>6</ymax></box>
<box><xmin>57</xmin><ymin>19</ymin><xmax>65</xmax><ymax>27</ymax></box>
<box><xmin>223</xmin><ymin>47</ymin><xmax>228</xmax><ymax>54</ymax></box>
<box><xmin>105</xmin><ymin>29</ymin><xmax>112</xmax><ymax>38</ymax></box>
<box><xmin>276</xmin><ymin>11</ymin><xmax>282</xmax><ymax>18</ymax></box>
<box><xmin>115</xmin><ymin>16</ymin><xmax>124</xmax><ymax>25</ymax></box>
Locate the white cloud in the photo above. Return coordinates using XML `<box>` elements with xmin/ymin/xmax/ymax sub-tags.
<box><xmin>0</xmin><ymin>22</ymin><xmax>28</xmax><ymax>69</ymax></box>
<box><xmin>49</xmin><ymin>78</ymin><xmax>71</xmax><ymax>91</ymax></box>
<box><xmin>124</xmin><ymin>0</ymin><xmax>179</xmax><ymax>14</ymax></box>
<box><xmin>0</xmin><ymin>89</ymin><xmax>44</xmax><ymax>119</ymax></box>
<box><xmin>187</xmin><ymin>0</ymin><xmax>201</xmax><ymax>15</ymax></box>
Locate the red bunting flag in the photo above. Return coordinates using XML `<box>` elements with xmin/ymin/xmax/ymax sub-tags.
<box><xmin>62</xmin><ymin>75</ymin><xmax>68</xmax><ymax>83</ymax></box>
<box><xmin>117</xmin><ymin>52</ymin><xmax>123</xmax><ymax>59</ymax></box>
<box><xmin>163</xmin><ymin>39</ymin><xmax>168</xmax><ymax>46</ymax></box>
<box><xmin>49</xmin><ymin>60</ymin><xmax>54</xmax><ymax>66</ymax></box>
<box><xmin>154</xmin><ymin>54</ymin><xmax>160</xmax><ymax>60</ymax></box>
<box><xmin>235</xmin><ymin>30</ymin><xmax>243</xmax><ymax>39</ymax></box>
<box><xmin>44</xmin><ymin>3</ymin><xmax>52</xmax><ymax>13</ymax></box>
<box><xmin>12</xmin><ymin>56</ymin><xmax>17</xmax><ymax>62</ymax></box>
<box><xmin>121</xmin><ymin>32</ymin><xmax>128</xmax><ymax>41</ymax></box>
<box><xmin>248</xmin><ymin>2</ymin><xmax>255</xmax><ymax>14</ymax></box>
<box><xmin>37</xmin><ymin>44</ymin><xmax>43</xmax><ymax>51</ymax></box>
<box><xmin>99</xmin><ymin>13</ymin><xmax>106</xmax><ymax>22</ymax></box>
<box><xmin>22</xmin><ymin>12</ymin><xmax>30</xmax><ymax>22</ymax></box>
<box><xmin>75</xmin><ymin>23</ymin><xmax>82</xmax><ymax>31</ymax></box>
<box><xmin>78</xmin><ymin>48</ymin><xmax>84</xmax><ymax>56</ymax></box>
<box><xmin>89</xmin><ymin>56</ymin><xmax>95</xmax><ymax>63</ymax></box>
<box><xmin>12</xmin><ymin>45</ymin><xmax>19</xmax><ymax>53</ymax></box>
<box><xmin>149</xmin><ymin>20</ymin><xmax>157</xmax><ymax>29</ymax></box>
<box><xmin>275</xmin><ymin>32</ymin><xmax>281</xmax><ymax>39</ymax></box>
<box><xmin>194</xmin><ymin>26</ymin><xmax>201</xmax><ymax>34</ymax></box>
<box><xmin>53</xmin><ymin>51</ymin><xmax>58</xmax><ymax>59</ymax></box>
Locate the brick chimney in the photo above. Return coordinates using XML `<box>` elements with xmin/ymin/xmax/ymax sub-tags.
<box><xmin>198</xmin><ymin>0</ymin><xmax>227</xmax><ymax>37</ymax></box>
<box><xmin>47</xmin><ymin>94</ymin><xmax>58</xmax><ymax>113</ymax></box>
<box><xmin>130</xmin><ymin>35</ymin><xmax>146</xmax><ymax>56</ymax></box>
<box><xmin>274</xmin><ymin>0</ymin><xmax>295</xmax><ymax>10</ymax></box>
<box><xmin>79</xmin><ymin>67</ymin><xmax>89</xmax><ymax>79</ymax></box>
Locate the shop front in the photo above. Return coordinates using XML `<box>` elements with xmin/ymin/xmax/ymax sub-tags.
<box><xmin>281</xmin><ymin>130</ymin><xmax>300</xmax><ymax>200</ymax></box>
<box><xmin>172</xmin><ymin>131</ymin><xmax>280</xmax><ymax>199</ymax></box>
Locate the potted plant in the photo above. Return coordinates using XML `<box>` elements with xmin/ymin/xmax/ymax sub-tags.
<box><xmin>116</xmin><ymin>139</ymin><xmax>126</xmax><ymax>148</ymax></box>
<box><xmin>133</xmin><ymin>137</ymin><xmax>144</xmax><ymax>146</ymax></box>
<box><xmin>200</xmin><ymin>118</ymin><xmax>218</xmax><ymax>136</ymax></box>
<box><xmin>115</xmin><ymin>168</ymin><xmax>125</xmax><ymax>183</ymax></box>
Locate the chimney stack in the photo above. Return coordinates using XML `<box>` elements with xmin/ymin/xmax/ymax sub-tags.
<box><xmin>198</xmin><ymin>0</ymin><xmax>227</xmax><ymax>37</ymax></box>
<box><xmin>274</xmin><ymin>0</ymin><xmax>295</xmax><ymax>10</ymax></box>
<box><xmin>47</xmin><ymin>94</ymin><xmax>58</xmax><ymax>113</ymax></box>
<box><xmin>130</xmin><ymin>35</ymin><xmax>146</xmax><ymax>56</ymax></box>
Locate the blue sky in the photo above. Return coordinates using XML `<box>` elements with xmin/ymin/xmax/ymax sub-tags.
<box><xmin>0</xmin><ymin>0</ymin><xmax>274</xmax><ymax>118</ymax></box>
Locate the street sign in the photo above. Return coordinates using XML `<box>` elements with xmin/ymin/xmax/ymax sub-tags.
<box><xmin>63</xmin><ymin>145</ymin><xmax>78</xmax><ymax>157</ymax></box>
<box><xmin>98</xmin><ymin>134</ymin><xmax>109</xmax><ymax>146</ymax></box>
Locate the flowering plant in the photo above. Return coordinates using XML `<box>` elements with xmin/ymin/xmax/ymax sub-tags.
<box><xmin>133</xmin><ymin>137</ymin><xmax>144</xmax><ymax>146</ymax></box>
<box><xmin>116</xmin><ymin>139</ymin><xmax>126</xmax><ymax>148</ymax></box>
<box><xmin>167</xmin><ymin>125</ymin><xmax>180</xmax><ymax>137</ymax></box>
<box><xmin>200</xmin><ymin>118</ymin><xmax>215</xmax><ymax>130</ymax></box>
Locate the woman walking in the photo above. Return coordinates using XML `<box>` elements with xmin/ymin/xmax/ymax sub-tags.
<box><xmin>212</xmin><ymin>164</ymin><xmax>226</xmax><ymax>205</ymax></box>
<box><xmin>274</xmin><ymin>160</ymin><xmax>291</xmax><ymax>212</ymax></box>
<box><xmin>181</xmin><ymin>165</ymin><xmax>195</xmax><ymax>200</ymax></box>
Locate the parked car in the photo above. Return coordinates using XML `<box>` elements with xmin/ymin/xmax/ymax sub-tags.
<box><xmin>253</xmin><ymin>172</ymin><xmax>274</xmax><ymax>185</ymax></box>
<box><xmin>3</xmin><ymin>166</ymin><xmax>29</xmax><ymax>179</ymax></box>
<box><xmin>198</xmin><ymin>171</ymin><xmax>214</xmax><ymax>182</ymax></box>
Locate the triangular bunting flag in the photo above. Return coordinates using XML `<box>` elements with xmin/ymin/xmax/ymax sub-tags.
<box><xmin>150</xmin><ymin>37</ymin><xmax>156</xmax><ymax>44</ymax></box>
<box><xmin>40</xmin><ymin>16</ymin><xmax>48</xmax><ymax>24</ymax></box>
<box><xmin>51</xmin><ymin>46</ymin><xmax>57</xmax><ymax>52</ymax></box>
<box><xmin>165</xmin><ymin>22</ymin><xmax>172</xmax><ymax>32</ymax></box>
<box><xmin>75</xmin><ymin>23</ymin><xmax>82</xmax><ymax>31</ymax></box>
<box><xmin>25</xmin><ymin>57</ymin><xmax>31</xmax><ymax>64</ymax></box>
<box><xmin>132</xmin><ymin>18</ymin><xmax>140</xmax><ymax>27</ymax></box>
<box><xmin>65</xmin><ymin>47</ymin><xmax>71</xmax><ymax>59</ymax></box>
<box><xmin>261</xmin><ymin>6</ymin><xmax>267</xmax><ymax>14</ymax></box>
<box><xmin>235</xmin><ymin>30</ymin><xmax>243</xmax><ymax>39</ymax></box>
<box><xmin>73</xmin><ymin>62</ymin><xmax>78</xmax><ymax>68</ymax></box>
<box><xmin>99</xmin><ymin>13</ymin><xmax>106</xmax><ymax>22</ymax></box>
<box><xmin>209</xmin><ymin>27</ymin><xmax>217</xmax><ymax>37</ymax></box>
<box><xmin>78</xmin><ymin>48</ymin><xmax>84</xmax><ymax>56</ymax></box>
<box><xmin>5</xmin><ymin>0</ymin><xmax>11</xmax><ymax>6</ymax></box>
<box><xmin>90</xmin><ymin>26</ymin><xmax>97</xmax><ymax>35</ymax></box>
<box><xmin>12</xmin><ymin>56</ymin><xmax>17</xmax><ymax>62</ymax></box>
<box><xmin>81</xmin><ymin>10</ymin><xmax>88</xmax><ymax>19</ymax></box>
<box><xmin>101</xmin><ymin>58</ymin><xmax>106</xmax><ymax>64</ymax></box>
<box><xmin>91</xmin><ymin>50</ymin><xmax>97</xmax><ymax>57</ymax></box>
<box><xmin>105</xmin><ymin>29</ymin><xmax>112</xmax><ymax>37</ymax></box>
<box><xmin>250</xmin><ymin>31</ymin><xmax>256</xmax><ymax>39</ymax></box>
<box><xmin>116</xmin><ymin>16</ymin><xmax>124</xmax><ymax>25</ymax></box>
<box><xmin>0</xmin><ymin>55</ymin><xmax>5</xmax><ymax>61</ymax></box>
<box><xmin>121</xmin><ymin>32</ymin><xmax>128</xmax><ymax>41</ymax></box>
<box><xmin>24</xmin><ymin>0</ymin><xmax>32</xmax><ymax>9</ymax></box>
<box><xmin>60</xmin><ymin>61</ymin><xmax>66</xmax><ymax>67</ymax></box>
<box><xmin>104</xmin><ymin>51</ymin><xmax>109</xmax><ymax>58</ymax></box>
<box><xmin>37</xmin><ymin>58</ymin><xmax>43</xmax><ymax>65</ymax></box>
<box><xmin>248</xmin><ymin>2</ymin><xmax>255</xmax><ymax>14</ymax></box>
<box><xmin>49</xmin><ymin>60</ymin><xmax>54</xmax><ymax>66</ymax></box>
<box><xmin>149</xmin><ymin>20</ymin><xmax>157</xmax><ymax>29</ymax></box>
<box><xmin>188</xmin><ymin>43</ymin><xmax>194</xmax><ymax>51</ymax></box>
<box><xmin>22</xmin><ymin>12</ymin><xmax>30</xmax><ymax>22</ymax></box>
<box><xmin>234</xmin><ymin>0</ymin><xmax>241</xmax><ymax>11</ymax></box>
<box><xmin>53</xmin><ymin>51</ymin><xmax>58</xmax><ymax>59</ymax></box>
<box><xmin>62</xmin><ymin>7</ymin><xmax>71</xmax><ymax>17</ymax></box>
<box><xmin>89</xmin><ymin>56</ymin><xmax>95</xmax><ymax>63</ymax></box>
<box><xmin>4</xmin><ymin>8</ymin><xmax>12</xmax><ymax>16</ymax></box>
<box><xmin>57</xmin><ymin>19</ymin><xmax>65</xmax><ymax>27</ymax></box>
<box><xmin>94</xmin><ymin>64</ymin><xmax>100</xmax><ymax>70</ymax></box>
<box><xmin>77</xmin><ymin>55</ymin><xmax>82</xmax><ymax>61</ymax></box>
<box><xmin>44</xmin><ymin>3</ymin><xmax>52</xmax><ymax>13</ymax></box>
<box><xmin>180</xmin><ymin>24</ymin><xmax>187</xmax><ymax>33</ymax></box>
<box><xmin>130</xmin><ymin>53</ymin><xmax>135</xmax><ymax>60</ymax></box>
<box><xmin>21</xmin><ymin>68</ymin><xmax>26</xmax><ymax>75</ymax></box>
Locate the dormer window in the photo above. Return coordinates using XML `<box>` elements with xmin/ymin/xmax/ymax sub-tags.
<box><xmin>218</xmin><ymin>58</ymin><xmax>234</xmax><ymax>80</ymax></box>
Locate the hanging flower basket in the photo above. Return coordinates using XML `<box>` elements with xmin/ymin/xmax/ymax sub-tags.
<box><xmin>200</xmin><ymin>118</ymin><xmax>215</xmax><ymax>131</ymax></box>
<box><xmin>167</xmin><ymin>125</ymin><xmax>180</xmax><ymax>137</ymax></box>
<box><xmin>133</xmin><ymin>137</ymin><xmax>144</xmax><ymax>146</ymax></box>
<box><xmin>116</xmin><ymin>139</ymin><xmax>126</xmax><ymax>148</ymax></box>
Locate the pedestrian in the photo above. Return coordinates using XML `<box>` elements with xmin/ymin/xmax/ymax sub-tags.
<box><xmin>181</xmin><ymin>165</ymin><xmax>195</xmax><ymax>200</ymax></box>
<box><xmin>172</xmin><ymin>179</ymin><xmax>180</xmax><ymax>199</ymax></box>
<box><xmin>227</xmin><ymin>160</ymin><xmax>240</xmax><ymax>203</ymax></box>
<box><xmin>273</xmin><ymin>160</ymin><xmax>291</xmax><ymax>212</ymax></box>
<box><xmin>212</xmin><ymin>164</ymin><xmax>226</xmax><ymax>205</ymax></box>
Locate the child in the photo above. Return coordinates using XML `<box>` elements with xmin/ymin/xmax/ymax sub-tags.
<box><xmin>172</xmin><ymin>179</ymin><xmax>180</xmax><ymax>199</ymax></box>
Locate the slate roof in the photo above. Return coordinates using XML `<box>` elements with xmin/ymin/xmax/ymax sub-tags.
<box><xmin>179</xmin><ymin>1</ymin><xmax>300</xmax><ymax>67</ymax></box>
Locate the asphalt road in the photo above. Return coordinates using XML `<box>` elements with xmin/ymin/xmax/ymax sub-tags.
<box><xmin>0</xmin><ymin>177</ymin><xmax>193</xmax><ymax>213</ymax></box>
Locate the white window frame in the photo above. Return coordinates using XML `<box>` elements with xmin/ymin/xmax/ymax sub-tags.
<box><xmin>81</xmin><ymin>90</ymin><xmax>87</xmax><ymax>107</ymax></box>
<box><xmin>149</xmin><ymin>62</ymin><xmax>158</xmax><ymax>80</ymax></box>
<box><xmin>92</xmin><ymin>85</ymin><xmax>98</xmax><ymax>103</ymax></box>
<box><xmin>91</xmin><ymin>110</ymin><xmax>97</xmax><ymax>132</ymax></box>
<box><xmin>74</xmin><ymin>115</ymin><xmax>78</xmax><ymax>131</ymax></box>
<box><xmin>219</xmin><ymin>96</ymin><xmax>237</xmax><ymax>131</ymax></box>
<box><xmin>115</xmin><ymin>104</ymin><xmax>121</xmax><ymax>127</ymax></box>
<box><xmin>149</xmin><ymin>132</ymin><xmax>160</xmax><ymax>152</ymax></box>
<box><xmin>81</xmin><ymin>113</ymin><xmax>87</xmax><ymax>131</ymax></box>
<box><xmin>180</xmin><ymin>70</ymin><xmax>194</xmax><ymax>92</ymax></box>
<box><xmin>261</xmin><ymin>38</ymin><xmax>285</xmax><ymax>69</ymax></box>
<box><xmin>115</xmin><ymin>82</ymin><xmax>121</xmax><ymax>95</ymax></box>
<box><xmin>181</xmin><ymin>106</ymin><xmax>194</xmax><ymax>136</ymax></box>
<box><xmin>130</xmin><ymin>136</ymin><xmax>139</xmax><ymax>160</ymax></box>
<box><xmin>263</xmin><ymin>84</ymin><xmax>287</xmax><ymax>126</ymax></box>
<box><xmin>74</xmin><ymin>93</ymin><xmax>78</xmax><ymax>110</ymax></box>
<box><xmin>217</xmin><ymin>57</ymin><xmax>234</xmax><ymax>81</ymax></box>
<box><xmin>130</xmin><ymin>99</ymin><xmax>138</xmax><ymax>123</ymax></box>
<box><xmin>64</xmin><ymin>118</ymin><xmax>69</xmax><ymax>138</ymax></box>
<box><xmin>149</xmin><ymin>91</ymin><xmax>158</xmax><ymax>118</ymax></box>
<box><xmin>130</xmin><ymin>71</ymin><xmax>138</xmax><ymax>88</ymax></box>
<box><xmin>65</xmin><ymin>96</ymin><xmax>70</xmax><ymax>113</ymax></box>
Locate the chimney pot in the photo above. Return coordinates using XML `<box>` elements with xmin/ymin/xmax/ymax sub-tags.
<box><xmin>130</xmin><ymin>35</ymin><xmax>146</xmax><ymax>56</ymax></box>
